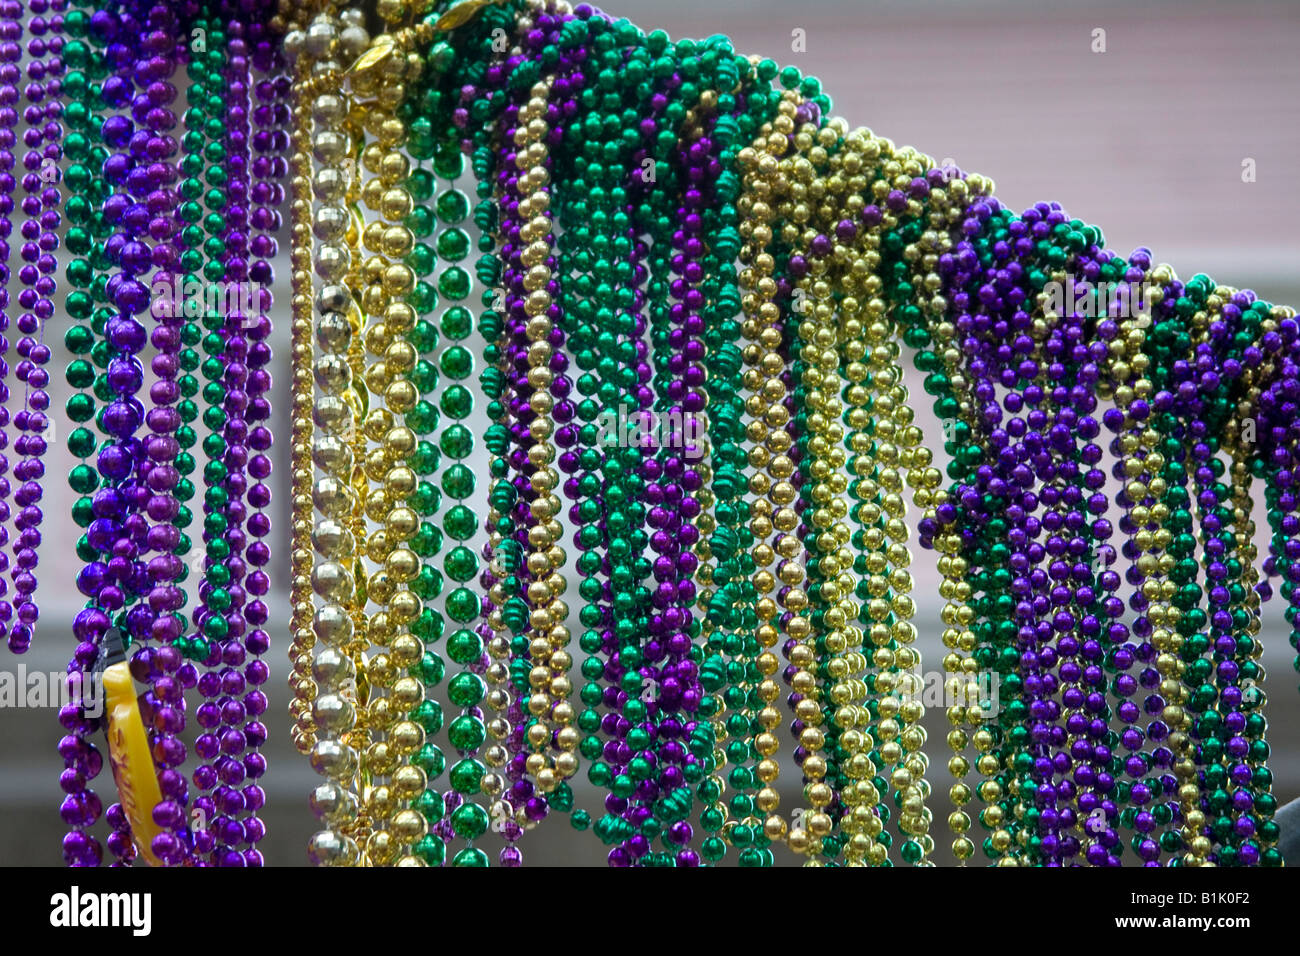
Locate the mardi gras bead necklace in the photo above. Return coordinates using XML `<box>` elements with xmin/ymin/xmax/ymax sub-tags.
<box><xmin>455</xmin><ymin>0</ymin><xmax>535</xmax><ymax>864</ymax></box>
<box><xmin>10</xmin><ymin>0</ymin><xmax>64</xmax><ymax>656</ymax></box>
<box><xmin>295</xmin><ymin>8</ymin><xmax>368</xmax><ymax>866</ymax></box>
<box><xmin>738</xmin><ymin>91</ymin><xmax>810</xmax><ymax>858</ymax></box>
<box><xmin>188</xmin><ymin>11</ymin><xmax>274</xmax><ymax>866</ymax></box>
<box><xmin>0</xmin><ymin>0</ymin><xmax>23</xmax><ymax>650</ymax></box>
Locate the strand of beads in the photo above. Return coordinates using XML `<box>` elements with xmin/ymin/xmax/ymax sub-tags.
<box><xmin>1220</xmin><ymin>296</ymin><xmax>1285</xmax><ymax>867</ymax></box>
<box><xmin>1073</xmin><ymin>247</ymin><xmax>1160</xmax><ymax>867</ymax></box>
<box><xmin>434</xmin><ymin>0</ymin><xmax>540</xmax><ymax>865</ymax></box>
<box><xmin>282</xmin><ymin>4</ymin><xmax>321</xmax><ymax>768</ymax></box>
<box><xmin>395</xmin><ymin>16</ymin><xmax>498</xmax><ymax>869</ymax></box>
<box><xmin>294</xmin><ymin>8</ymin><xmax>366</xmax><ymax>867</ymax></box>
<box><xmin>11</xmin><ymin>0</ymin><xmax>63</xmax><ymax>654</ymax></box>
<box><xmin>561</xmin><ymin>9</ymin><xmax>712</xmax><ymax>866</ymax></box>
<box><xmin>33</xmin><ymin>0</ymin><xmax>117</xmax><ymax>865</ymax></box>
<box><xmin>853</xmin><ymin>159</ymin><xmax>938</xmax><ymax>867</ymax></box>
<box><xmin>1255</xmin><ymin>314</ymin><xmax>1300</xmax><ymax>870</ymax></box>
<box><xmin>131</xmin><ymin>0</ymin><xmax>197</xmax><ymax>867</ymax></box>
<box><xmin>331</xmin><ymin>19</ymin><xmax>372</xmax><ymax>858</ymax></box>
<box><xmin>955</xmin><ymin>199</ymin><xmax>1083</xmax><ymax>866</ymax></box>
<box><xmin>79</xmin><ymin>1</ymin><xmax>189</xmax><ymax>867</ymax></box>
<box><xmin>439</xmin><ymin>15</ymin><xmax>552</xmax><ymax>867</ymax></box>
<box><xmin>668</xmin><ymin>88</ymin><xmax>755</xmax><ymax>870</ymax></box>
<box><xmin>60</xmin><ymin>0</ymin><xmax>128</xmax><ymax>868</ymax></box>
<box><xmin>459</xmin><ymin>1</ymin><xmax>578</xmax><ymax>866</ymax></box>
<box><xmin>1163</xmin><ymin>280</ymin><xmax>1279</xmax><ymax>867</ymax></box>
<box><xmin>907</xmin><ymin>159</ymin><xmax>989</xmax><ymax>865</ymax></box>
<box><xmin>758</xmin><ymin>116</ymin><xmax>854</xmax><ymax>870</ymax></box>
<box><xmin>0</xmin><ymin>0</ymin><xmax>22</xmax><ymax>651</ymax></box>
<box><xmin>16</xmin><ymin>0</ymin><xmax>67</xmax><ymax>652</ymax></box>
<box><xmin>802</xmin><ymin>120</ymin><xmax>935</xmax><ymax>865</ymax></box>
<box><xmin>349</xmin><ymin>7</ymin><xmax>440</xmax><ymax>867</ymax></box>
<box><xmin>1100</xmin><ymin>250</ymin><xmax>1168</xmax><ymax>866</ymax></box>
<box><xmin>692</xmin><ymin>68</ymin><xmax>761</xmax><ymax>868</ymax></box>
<box><xmin>190</xmin><ymin>14</ymin><xmax>268</xmax><ymax>866</ymax></box>
<box><xmin>217</xmin><ymin>10</ymin><xmax>272</xmax><ymax>869</ymax></box>
<box><xmin>1122</xmin><ymin>264</ymin><xmax>1194</xmax><ymax>866</ymax></box>
<box><xmin>547</xmin><ymin>6</ymin><xmax>645</xmax><ymax>854</ymax></box>
<box><xmin>923</xmin><ymin>193</ymin><xmax>1035</xmax><ymax>866</ymax></box>
<box><xmin>548</xmin><ymin>7</ymin><xmax>650</xmax><ymax>860</ymax></box>
<box><xmin>467</xmin><ymin>28</ymin><xmax>547</xmax><ymax>864</ymax></box>
<box><xmin>475</xmin><ymin>47</ymin><xmax>530</xmax><ymax>864</ymax></box>
<box><xmin>493</xmin><ymin>69</ymin><xmax>572</xmax><ymax>810</ymax></box>
<box><xmin>1142</xmin><ymin>269</ymin><xmax>1216</xmax><ymax>867</ymax></box>
<box><xmin>632</xmin><ymin>98</ymin><xmax>714</xmax><ymax>868</ymax></box>
<box><xmin>186</xmin><ymin>8</ymin><xmax>242</xmax><ymax>863</ymax></box>
<box><xmin>786</xmin><ymin>117</ymin><xmax>881</xmax><ymax>867</ymax></box>
<box><xmin>392</xmin><ymin>144</ymin><xmax>457</xmax><ymax>864</ymax></box>
<box><xmin>738</xmin><ymin>89</ymin><xmax>811</xmax><ymax>860</ymax></box>
<box><xmin>932</xmin><ymin>196</ymin><xmax>1036</xmax><ymax>866</ymax></box>
<box><xmin>141</xmin><ymin>14</ymin><xmax>196</xmax><ymax>854</ymax></box>
<box><xmin>231</xmin><ymin>15</ymin><xmax>289</xmax><ymax>867</ymax></box>
<box><xmin>420</xmin><ymin>0</ymin><xmax>540</xmax><ymax>864</ymax></box>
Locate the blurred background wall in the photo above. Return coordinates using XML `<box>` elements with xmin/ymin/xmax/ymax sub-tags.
<box><xmin>2</xmin><ymin>0</ymin><xmax>1297</xmax><ymax>866</ymax></box>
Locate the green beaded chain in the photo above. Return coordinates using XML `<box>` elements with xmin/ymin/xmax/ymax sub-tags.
<box><xmin>181</xmin><ymin>13</ymin><xmax>235</xmax><ymax>661</ymax></box>
<box><xmin>61</xmin><ymin>4</ymin><xmax>114</xmax><ymax>561</ymax></box>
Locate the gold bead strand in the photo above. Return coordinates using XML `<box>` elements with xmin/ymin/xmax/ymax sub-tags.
<box><xmin>284</xmin><ymin>0</ymin><xmax>342</xmax><ymax>759</ymax></box>
<box><xmin>286</xmin><ymin>32</ymin><xmax>322</xmax><ymax>761</ymax></box>
<box><xmin>507</xmin><ymin>74</ymin><xmax>576</xmax><ymax>796</ymax></box>
<box><xmin>736</xmin><ymin>92</ymin><xmax>822</xmax><ymax>860</ymax></box>
<box><xmin>839</xmin><ymin>283</ymin><xmax>893</xmax><ymax>866</ymax></box>
<box><xmin>792</xmin><ymin>124</ymin><xmax>886</xmax><ymax>867</ymax></box>
<box><xmin>1140</xmin><ymin>265</ymin><xmax>1207</xmax><ymax>866</ymax></box>
<box><xmin>846</xmin><ymin>138</ymin><xmax>938</xmax><ymax>865</ymax></box>
<box><xmin>286</xmin><ymin>7</ymin><xmax>370</xmax><ymax>866</ymax></box>
<box><xmin>345</xmin><ymin>8</ymin><xmax>439</xmax><ymax>866</ymax></box>
<box><xmin>778</xmin><ymin>115</ymin><xmax>888</xmax><ymax>866</ymax></box>
<box><xmin>813</xmin><ymin>126</ymin><xmax>896</xmax><ymax>865</ymax></box>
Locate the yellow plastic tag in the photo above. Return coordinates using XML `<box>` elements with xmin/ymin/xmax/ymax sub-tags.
<box><xmin>102</xmin><ymin>661</ymin><xmax>166</xmax><ymax>867</ymax></box>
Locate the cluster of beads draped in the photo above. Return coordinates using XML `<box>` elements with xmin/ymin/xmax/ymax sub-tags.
<box><xmin>53</xmin><ymin>0</ymin><xmax>280</xmax><ymax>866</ymax></box>
<box><xmin>2</xmin><ymin>0</ymin><xmax>1291</xmax><ymax>868</ymax></box>
<box><xmin>285</xmin><ymin>0</ymin><xmax>1293</xmax><ymax>868</ymax></box>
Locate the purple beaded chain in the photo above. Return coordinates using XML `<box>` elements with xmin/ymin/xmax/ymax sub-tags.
<box><xmin>189</xmin><ymin>17</ymin><xmax>268</xmax><ymax>867</ymax></box>
<box><xmin>233</xmin><ymin>19</ymin><xmax>288</xmax><ymax>866</ymax></box>
<box><xmin>0</xmin><ymin>0</ymin><xmax>22</xmax><ymax>650</ymax></box>
<box><xmin>10</xmin><ymin>0</ymin><xmax>63</xmax><ymax>653</ymax></box>
<box><xmin>91</xmin><ymin>0</ymin><xmax>191</xmax><ymax>867</ymax></box>
<box><xmin>131</xmin><ymin>1</ymin><xmax>195</xmax><ymax>867</ymax></box>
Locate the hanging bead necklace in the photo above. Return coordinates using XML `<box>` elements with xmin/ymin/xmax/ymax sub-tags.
<box><xmin>296</xmin><ymin>6</ymin><xmax>368</xmax><ymax>868</ymax></box>
<box><xmin>0</xmin><ymin>0</ymin><xmax>24</xmax><ymax>650</ymax></box>
<box><xmin>10</xmin><ymin>0</ymin><xmax>64</xmax><ymax>654</ymax></box>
